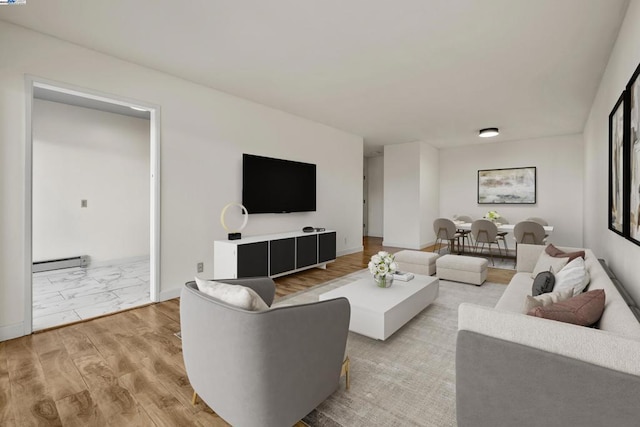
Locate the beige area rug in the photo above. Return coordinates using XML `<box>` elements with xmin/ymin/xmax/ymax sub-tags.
<box><xmin>273</xmin><ymin>270</ymin><xmax>506</xmax><ymax>427</ymax></box>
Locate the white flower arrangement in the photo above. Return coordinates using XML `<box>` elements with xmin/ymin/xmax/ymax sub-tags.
<box><xmin>368</xmin><ymin>251</ymin><xmax>397</xmax><ymax>279</ymax></box>
<box><xmin>485</xmin><ymin>210</ymin><xmax>501</xmax><ymax>221</ymax></box>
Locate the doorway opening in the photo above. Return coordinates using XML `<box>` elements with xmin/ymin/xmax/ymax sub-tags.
<box><xmin>24</xmin><ymin>77</ymin><xmax>161</xmax><ymax>333</ymax></box>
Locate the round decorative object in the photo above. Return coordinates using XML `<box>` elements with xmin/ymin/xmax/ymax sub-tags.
<box><xmin>374</xmin><ymin>275</ymin><xmax>394</xmax><ymax>288</ymax></box>
<box><xmin>220</xmin><ymin>203</ymin><xmax>248</xmax><ymax>233</ymax></box>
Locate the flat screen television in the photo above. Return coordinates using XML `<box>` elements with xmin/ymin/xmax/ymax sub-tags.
<box><xmin>242</xmin><ymin>154</ymin><xmax>316</xmax><ymax>214</ymax></box>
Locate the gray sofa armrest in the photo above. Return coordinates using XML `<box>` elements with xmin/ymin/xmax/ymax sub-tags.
<box><xmin>457</xmin><ymin>331</ymin><xmax>640</xmax><ymax>427</ymax></box>
<box><xmin>458</xmin><ymin>303</ymin><xmax>640</xmax><ymax>375</ymax></box>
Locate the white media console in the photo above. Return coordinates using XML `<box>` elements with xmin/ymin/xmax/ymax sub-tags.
<box><xmin>213</xmin><ymin>230</ymin><xmax>337</xmax><ymax>279</ymax></box>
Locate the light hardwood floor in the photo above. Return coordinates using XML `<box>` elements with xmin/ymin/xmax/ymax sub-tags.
<box><xmin>0</xmin><ymin>237</ymin><xmax>513</xmax><ymax>426</ymax></box>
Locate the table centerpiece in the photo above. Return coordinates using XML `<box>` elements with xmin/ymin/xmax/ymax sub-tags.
<box><xmin>368</xmin><ymin>251</ymin><xmax>398</xmax><ymax>288</ymax></box>
<box><xmin>485</xmin><ymin>210</ymin><xmax>501</xmax><ymax>222</ymax></box>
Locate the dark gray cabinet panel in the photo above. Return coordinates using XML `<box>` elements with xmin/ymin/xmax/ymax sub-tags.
<box><xmin>296</xmin><ymin>235</ymin><xmax>318</xmax><ymax>268</ymax></box>
<box><xmin>237</xmin><ymin>242</ymin><xmax>268</xmax><ymax>278</ymax></box>
<box><xmin>319</xmin><ymin>232</ymin><xmax>337</xmax><ymax>263</ymax></box>
<box><xmin>270</xmin><ymin>238</ymin><xmax>295</xmax><ymax>275</ymax></box>
<box><xmin>214</xmin><ymin>230</ymin><xmax>336</xmax><ymax>279</ymax></box>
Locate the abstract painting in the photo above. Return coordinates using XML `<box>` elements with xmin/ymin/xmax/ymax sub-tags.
<box><xmin>628</xmin><ymin>64</ymin><xmax>640</xmax><ymax>242</ymax></box>
<box><xmin>609</xmin><ymin>92</ymin><xmax>625</xmax><ymax>235</ymax></box>
<box><xmin>477</xmin><ymin>167</ymin><xmax>536</xmax><ymax>204</ymax></box>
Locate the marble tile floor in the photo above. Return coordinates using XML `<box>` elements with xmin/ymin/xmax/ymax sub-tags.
<box><xmin>32</xmin><ymin>258</ymin><xmax>151</xmax><ymax>331</ymax></box>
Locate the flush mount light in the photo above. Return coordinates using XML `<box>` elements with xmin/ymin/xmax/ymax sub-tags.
<box><xmin>130</xmin><ymin>106</ymin><xmax>147</xmax><ymax>112</ymax></box>
<box><xmin>479</xmin><ymin>127</ymin><xmax>499</xmax><ymax>138</ymax></box>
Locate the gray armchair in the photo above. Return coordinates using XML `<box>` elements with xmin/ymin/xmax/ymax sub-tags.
<box><xmin>180</xmin><ymin>277</ymin><xmax>350</xmax><ymax>427</ymax></box>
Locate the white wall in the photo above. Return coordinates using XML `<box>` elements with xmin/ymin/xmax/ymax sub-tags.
<box><xmin>33</xmin><ymin>99</ymin><xmax>150</xmax><ymax>264</ymax></box>
<box><xmin>0</xmin><ymin>21</ymin><xmax>363</xmax><ymax>340</ymax></box>
<box><xmin>384</xmin><ymin>143</ymin><xmax>421</xmax><ymax>248</ymax></box>
<box><xmin>439</xmin><ymin>134</ymin><xmax>584</xmax><ymax>248</ymax></box>
<box><xmin>383</xmin><ymin>141</ymin><xmax>439</xmax><ymax>249</ymax></box>
<box><xmin>366</xmin><ymin>155</ymin><xmax>384</xmax><ymax>237</ymax></box>
<box><xmin>420</xmin><ymin>142</ymin><xmax>439</xmax><ymax>246</ymax></box>
<box><xmin>584</xmin><ymin>0</ymin><xmax>640</xmax><ymax>303</ymax></box>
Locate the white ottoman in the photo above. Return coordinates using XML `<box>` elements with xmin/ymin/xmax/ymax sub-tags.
<box><xmin>394</xmin><ymin>250</ymin><xmax>440</xmax><ymax>276</ymax></box>
<box><xmin>436</xmin><ymin>255</ymin><xmax>488</xmax><ymax>286</ymax></box>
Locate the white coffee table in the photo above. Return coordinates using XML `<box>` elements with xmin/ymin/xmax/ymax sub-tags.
<box><xmin>319</xmin><ymin>274</ymin><xmax>439</xmax><ymax>340</ymax></box>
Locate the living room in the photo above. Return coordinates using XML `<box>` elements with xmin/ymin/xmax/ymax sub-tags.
<box><xmin>2</xmin><ymin>0</ymin><xmax>640</xmax><ymax>426</ymax></box>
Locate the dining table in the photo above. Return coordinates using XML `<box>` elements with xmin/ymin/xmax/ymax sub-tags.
<box><xmin>454</xmin><ymin>222</ymin><xmax>554</xmax><ymax>234</ymax></box>
<box><xmin>452</xmin><ymin>221</ymin><xmax>554</xmax><ymax>256</ymax></box>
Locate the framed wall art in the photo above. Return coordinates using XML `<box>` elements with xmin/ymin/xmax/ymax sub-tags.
<box><xmin>627</xmin><ymin>62</ymin><xmax>640</xmax><ymax>244</ymax></box>
<box><xmin>477</xmin><ymin>167</ymin><xmax>536</xmax><ymax>204</ymax></box>
<box><xmin>608</xmin><ymin>92</ymin><xmax>625</xmax><ymax>236</ymax></box>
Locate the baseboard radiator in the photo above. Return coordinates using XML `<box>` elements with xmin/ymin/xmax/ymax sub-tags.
<box><xmin>32</xmin><ymin>255</ymin><xmax>89</xmax><ymax>273</ymax></box>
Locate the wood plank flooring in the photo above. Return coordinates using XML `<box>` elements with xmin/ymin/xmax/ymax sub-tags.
<box><xmin>1</xmin><ymin>237</ymin><xmax>513</xmax><ymax>426</ymax></box>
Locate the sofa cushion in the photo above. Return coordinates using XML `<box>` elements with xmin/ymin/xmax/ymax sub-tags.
<box><xmin>532</xmin><ymin>271</ymin><xmax>555</xmax><ymax>296</ymax></box>
<box><xmin>528</xmin><ymin>289</ymin><xmax>605</xmax><ymax>326</ymax></box>
<box><xmin>522</xmin><ymin>289</ymin><xmax>574</xmax><ymax>314</ymax></box>
<box><xmin>195</xmin><ymin>277</ymin><xmax>269</xmax><ymax>311</ymax></box>
<box><xmin>545</xmin><ymin>244</ymin><xmax>585</xmax><ymax>262</ymax></box>
<box><xmin>495</xmin><ymin>272</ymin><xmax>533</xmax><ymax>312</ymax></box>
<box><xmin>531</xmin><ymin>252</ymin><xmax>569</xmax><ymax>279</ymax></box>
<box><xmin>553</xmin><ymin>257</ymin><xmax>590</xmax><ymax>296</ymax></box>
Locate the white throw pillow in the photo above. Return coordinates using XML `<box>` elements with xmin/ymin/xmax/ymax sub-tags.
<box><xmin>194</xmin><ymin>277</ymin><xmax>269</xmax><ymax>311</ymax></box>
<box><xmin>531</xmin><ymin>252</ymin><xmax>569</xmax><ymax>279</ymax></box>
<box><xmin>553</xmin><ymin>257</ymin><xmax>590</xmax><ymax>296</ymax></box>
<box><xmin>522</xmin><ymin>289</ymin><xmax>574</xmax><ymax>314</ymax></box>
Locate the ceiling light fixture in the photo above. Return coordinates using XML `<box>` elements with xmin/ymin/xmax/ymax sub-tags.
<box><xmin>479</xmin><ymin>127</ymin><xmax>499</xmax><ymax>138</ymax></box>
<box><xmin>130</xmin><ymin>106</ymin><xmax>147</xmax><ymax>112</ymax></box>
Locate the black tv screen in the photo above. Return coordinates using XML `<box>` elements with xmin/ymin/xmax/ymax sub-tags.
<box><xmin>242</xmin><ymin>154</ymin><xmax>316</xmax><ymax>214</ymax></box>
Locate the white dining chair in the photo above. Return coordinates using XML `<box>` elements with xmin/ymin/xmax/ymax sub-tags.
<box><xmin>471</xmin><ymin>219</ymin><xmax>502</xmax><ymax>265</ymax></box>
<box><xmin>433</xmin><ymin>218</ymin><xmax>461</xmax><ymax>254</ymax></box>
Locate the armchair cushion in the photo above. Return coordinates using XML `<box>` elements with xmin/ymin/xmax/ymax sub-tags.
<box><xmin>195</xmin><ymin>277</ymin><xmax>269</xmax><ymax>311</ymax></box>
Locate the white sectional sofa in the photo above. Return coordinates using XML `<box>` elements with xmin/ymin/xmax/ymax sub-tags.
<box><xmin>456</xmin><ymin>244</ymin><xmax>640</xmax><ymax>427</ymax></box>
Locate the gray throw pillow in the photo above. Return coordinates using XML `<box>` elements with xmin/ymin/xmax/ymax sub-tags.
<box><xmin>532</xmin><ymin>270</ymin><xmax>555</xmax><ymax>296</ymax></box>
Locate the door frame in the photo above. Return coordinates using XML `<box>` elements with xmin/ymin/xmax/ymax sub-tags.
<box><xmin>24</xmin><ymin>75</ymin><xmax>161</xmax><ymax>335</ymax></box>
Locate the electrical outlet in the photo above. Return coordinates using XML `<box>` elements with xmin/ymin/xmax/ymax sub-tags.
<box><xmin>197</xmin><ymin>262</ymin><xmax>204</xmax><ymax>273</ymax></box>
<box><xmin>81</xmin><ymin>199</ymin><xmax>87</xmax><ymax>208</ymax></box>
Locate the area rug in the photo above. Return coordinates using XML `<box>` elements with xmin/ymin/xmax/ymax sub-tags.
<box><xmin>273</xmin><ymin>270</ymin><xmax>506</xmax><ymax>427</ymax></box>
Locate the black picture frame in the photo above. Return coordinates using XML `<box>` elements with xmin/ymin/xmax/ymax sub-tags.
<box><xmin>626</xmin><ymin>62</ymin><xmax>640</xmax><ymax>244</ymax></box>
<box><xmin>477</xmin><ymin>167</ymin><xmax>537</xmax><ymax>204</ymax></box>
<box><xmin>608</xmin><ymin>92</ymin><xmax>626</xmax><ymax>236</ymax></box>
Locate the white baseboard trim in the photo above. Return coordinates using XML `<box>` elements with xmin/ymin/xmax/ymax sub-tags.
<box><xmin>88</xmin><ymin>255</ymin><xmax>150</xmax><ymax>268</ymax></box>
<box><xmin>382</xmin><ymin>241</ymin><xmax>420</xmax><ymax>250</ymax></box>
<box><xmin>381</xmin><ymin>241</ymin><xmax>436</xmax><ymax>251</ymax></box>
<box><xmin>337</xmin><ymin>246</ymin><xmax>364</xmax><ymax>257</ymax></box>
<box><xmin>0</xmin><ymin>322</ymin><xmax>25</xmax><ymax>342</ymax></box>
<box><xmin>160</xmin><ymin>287</ymin><xmax>181</xmax><ymax>301</ymax></box>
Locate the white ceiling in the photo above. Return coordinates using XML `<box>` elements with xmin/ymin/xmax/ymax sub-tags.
<box><xmin>0</xmin><ymin>0</ymin><xmax>629</xmax><ymax>155</ymax></box>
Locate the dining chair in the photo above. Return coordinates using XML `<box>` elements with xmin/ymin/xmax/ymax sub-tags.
<box><xmin>433</xmin><ymin>218</ymin><xmax>461</xmax><ymax>254</ymax></box>
<box><xmin>526</xmin><ymin>217</ymin><xmax>550</xmax><ymax>238</ymax></box>
<box><xmin>513</xmin><ymin>221</ymin><xmax>546</xmax><ymax>267</ymax></box>
<box><xmin>471</xmin><ymin>219</ymin><xmax>502</xmax><ymax>266</ymax></box>
<box><xmin>526</xmin><ymin>217</ymin><xmax>549</xmax><ymax>226</ymax></box>
<box><xmin>454</xmin><ymin>215</ymin><xmax>474</xmax><ymax>250</ymax></box>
